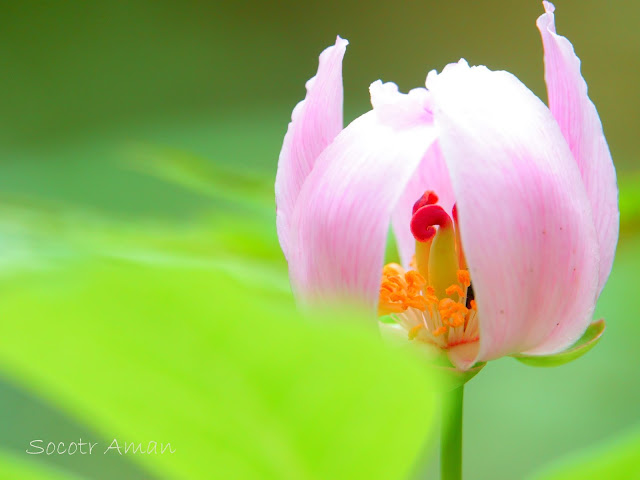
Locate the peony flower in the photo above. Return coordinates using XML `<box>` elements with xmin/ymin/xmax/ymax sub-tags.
<box><xmin>275</xmin><ymin>2</ymin><xmax>618</xmax><ymax>371</ymax></box>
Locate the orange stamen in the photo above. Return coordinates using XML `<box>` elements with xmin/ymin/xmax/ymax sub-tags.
<box><xmin>457</xmin><ymin>270</ymin><xmax>471</xmax><ymax>288</ymax></box>
<box><xmin>378</xmin><ymin>260</ymin><xmax>478</xmax><ymax>340</ymax></box>
<box><xmin>378</xmin><ymin>263</ymin><xmax>429</xmax><ymax>316</ymax></box>
<box><xmin>438</xmin><ymin>297</ymin><xmax>469</xmax><ymax>329</ymax></box>
<box><xmin>445</xmin><ymin>284</ymin><xmax>465</xmax><ymax>297</ymax></box>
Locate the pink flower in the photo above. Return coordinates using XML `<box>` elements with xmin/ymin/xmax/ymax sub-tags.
<box><xmin>275</xmin><ymin>2</ymin><xmax>618</xmax><ymax>370</ymax></box>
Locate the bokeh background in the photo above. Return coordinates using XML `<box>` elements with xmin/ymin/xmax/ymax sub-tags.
<box><xmin>0</xmin><ymin>1</ymin><xmax>638</xmax><ymax>479</ymax></box>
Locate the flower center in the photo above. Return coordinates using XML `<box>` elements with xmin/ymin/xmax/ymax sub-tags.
<box><xmin>378</xmin><ymin>191</ymin><xmax>479</xmax><ymax>348</ymax></box>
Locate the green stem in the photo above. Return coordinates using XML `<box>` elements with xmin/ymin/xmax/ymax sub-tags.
<box><xmin>440</xmin><ymin>385</ymin><xmax>464</xmax><ymax>480</ymax></box>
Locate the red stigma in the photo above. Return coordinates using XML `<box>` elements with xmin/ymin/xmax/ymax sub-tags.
<box><xmin>411</xmin><ymin>204</ymin><xmax>452</xmax><ymax>243</ymax></box>
<box><xmin>412</xmin><ymin>191</ymin><xmax>439</xmax><ymax>215</ymax></box>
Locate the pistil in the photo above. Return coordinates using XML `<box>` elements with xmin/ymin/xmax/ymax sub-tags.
<box><xmin>411</xmin><ymin>203</ymin><xmax>459</xmax><ymax>299</ymax></box>
<box><xmin>411</xmin><ymin>191</ymin><xmax>439</xmax><ymax>280</ymax></box>
<box><xmin>377</xmin><ymin>191</ymin><xmax>479</xmax><ymax>350</ymax></box>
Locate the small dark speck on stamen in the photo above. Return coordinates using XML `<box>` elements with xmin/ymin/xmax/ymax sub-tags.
<box><xmin>465</xmin><ymin>283</ymin><xmax>475</xmax><ymax>309</ymax></box>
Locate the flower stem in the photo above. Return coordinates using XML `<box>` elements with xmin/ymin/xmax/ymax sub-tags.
<box><xmin>440</xmin><ymin>385</ymin><xmax>464</xmax><ymax>480</ymax></box>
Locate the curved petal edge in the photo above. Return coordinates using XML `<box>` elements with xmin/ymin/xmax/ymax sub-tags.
<box><xmin>537</xmin><ymin>2</ymin><xmax>619</xmax><ymax>296</ymax></box>
<box><xmin>288</xmin><ymin>83</ymin><xmax>436</xmax><ymax>313</ymax></box>
<box><xmin>276</xmin><ymin>36</ymin><xmax>348</xmax><ymax>260</ymax></box>
<box><xmin>428</xmin><ymin>60</ymin><xmax>600</xmax><ymax>368</ymax></box>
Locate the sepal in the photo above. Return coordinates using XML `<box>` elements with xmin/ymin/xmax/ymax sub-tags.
<box><xmin>512</xmin><ymin>319</ymin><xmax>605</xmax><ymax>367</ymax></box>
<box><xmin>432</xmin><ymin>361</ymin><xmax>485</xmax><ymax>391</ymax></box>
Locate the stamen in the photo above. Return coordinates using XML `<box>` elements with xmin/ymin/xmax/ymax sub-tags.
<box><xmin>405</xmin><ymin>270</ymin><xmax>426</xmax><ymax>295</ymax></box>
<box><xmin>408</xmin><ymin>324</ymin><xmax>424</xmax><ymax>340</ymax></box>
<box><xmin>378</xmin><ymin>263</ymin><xmax>478</xmax><ymax>343</ymax></box>
<box><xmin>433</xmin><ymin>326</ymin><xmax>448</xmax><ymax>336</ymax></box>
<box><xmin>445</xmin><ymin>284</ymin><xmax>465</xmax><ymax>297</ymax></box>
<box><xmin>378</xmin><ymin>263</ymin><xmax>429</xmax><ymax>316</ymax></box>
<box><xmin>438</xmin><ymin>298</ymin><xmax>469</xmax><ymax>329</ymax></box>
<box><xmin>384</xmin><ymin>263</ymin><xmax>404</xmax><ymax>276</ymax></box>
<box><xmin>376</xmin><ymin>191</ymin><xmax>481</xmax><ymax>347</ymax></box>
<box><xmin>457</xmin><ymin>270</ymin><xmax>471</xmax><ymax>288</ymax></box>
<box><xmin>450</xmin><ymin>313</ymin><xmax>465</xmax><ymax>328</ymax></box>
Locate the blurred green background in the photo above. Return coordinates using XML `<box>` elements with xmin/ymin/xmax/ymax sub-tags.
<box><xmin>0</xmin><ymin>1</ymin><xmax>638</xmax><ymax>479</ymax></box>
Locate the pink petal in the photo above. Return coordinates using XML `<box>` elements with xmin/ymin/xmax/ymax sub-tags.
<box><xmin>288</xmin><ymin>82</ymin><xmax>436</xmax><ymax>311</ymax></box>
<box><xmin>427</xmin><ymin>61</ymin><xmax>600</xmax><ymax>367</ymax></box>
<box><xmin>448</xmin><ymin>342</ymin><xmax>480</xmax><ymax>371</ymax></box>
<box><xmin>537</xmin><ymin>2</ymin><xmax>619</xmax><ymax>296</ymax></box>
<box><xmin>275</xmin><ymin>36</ymin><xmax>348</xmax><ymax>260</ymax></box>
<box><xmin>370</xmin><ymin>82</ymin><xmax>455</xmax><ymax>268</ymax></box>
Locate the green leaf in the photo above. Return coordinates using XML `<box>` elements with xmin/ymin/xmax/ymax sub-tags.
<box><xmin>619</xmin><ymin>172</ymin><xmax>640</xmax><ymax>229</ymax></box>
<box><xmin>0</xmin><ymin>194</ymin><xmax>290</xmax><ymax>298</ymax></box>
<box><xmin>125</xmin><ymin>143</ymin><xmax>273</xmax><ymax>210</ymax></box>
<box><xmin>0</xmin><ymin>259</ymin><xmax>439</xmax><ymax>479</ymax></box>
<box><xmin>527</xmin><ymin>426</ymin><xmax>640</xmax><ymax>480</ymax></box>
<box><xmin>0</xmin><ymin>449</ymin><xmax>85</xmax><ymax>480</ymax></box>
<box><xmin>512</xmin><ymin>319</ymin><xmax>605</xmax><ymax>367</ymax></box>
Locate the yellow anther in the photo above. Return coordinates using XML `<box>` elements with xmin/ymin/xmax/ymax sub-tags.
<box><xmin>405</xmin><ymin>270</ymin><xmax>426</xmax><ymax>296</ymax></box>
<box><xmin>379</xmin><ymin>262</ymin><xmax>476</xmax><ymax>338</ymax></box>
<box><xmin>423</xmin><ymin>286</ymin><xmax>438</xmax><ymax>303</ymax></box>
<box><xmin>378</xmin><ymin>263</ymin><xmax>429</xmax><ymax>316</ymax></box>
<box><xmin>445</xmin><ymin>284</ymin><xmax>465</xmax><ymax>297</ymax></box>
<box><xmin>438</xmin><ymin>297</ymin><xmax>457</xmax><ymax>312</ymax></box>
<box><xmin>450</xmin><ymin>313</ymin><xmax>466</xmax><ymax>328</ymax></box>
<box><xmin>405</xmin><ymin>297</ymin><xmax>427</xmax><ymax>310</ymax></box>
<box><xmin>438</xmin><ymin>296</ymin><xmax>469</xmax><ymax>330</ymax></box>
<box><xmin>457</xmin><ymin>270</ymin><xmax>471</xmax><ymax>288</ymax></box>
<box><xmin>383</xmin><ymin>263</ymin><xmax>405</xmax><ymax>276</ymax></box>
